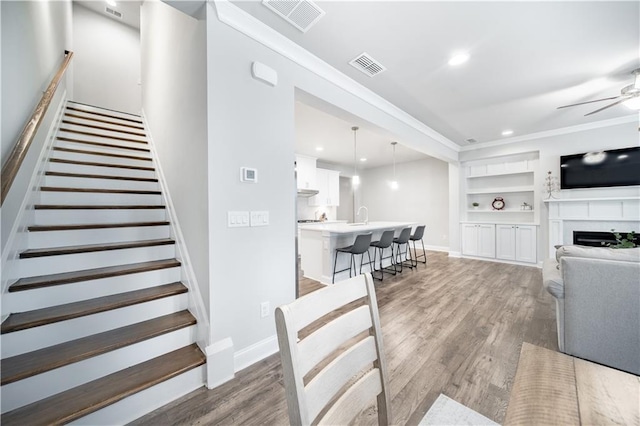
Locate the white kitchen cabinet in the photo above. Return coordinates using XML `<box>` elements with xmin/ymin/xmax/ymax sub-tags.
<box><xmin>296</xmin><ymin>155</ymin><xmax>317</xmax><ymax>190</ymax></box>
<box><xmin>309</xmin><ymin>168</ymin><xmax>340</xmax><ymax>206</ymax></box>
<box><xmin>461</xmin><ymin>223</ymin><xmax>495</xmax><ymax>258</ymax></box>
<box><xmin>496</xmin><ymin>224</ymin><xmax>537</xmax><ymax>263</ymax></box>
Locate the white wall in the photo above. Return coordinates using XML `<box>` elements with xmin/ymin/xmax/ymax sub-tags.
<box><xmin>360</xmin><ymin>157</ymin><xmax>450</xmax><ymax>248</ymax></box>
<box><xmin>73</xmin><ymin>3</ymin><xmax>141</xmax><ymax>114</ymax></box>
<box><xmin>1</xmin><ymin>0</ymin><xmax>72</xmax><ymax>249</ymax></box>
<box><xmin>459</xmin><ymin>119</ymin><xmax>640</xmax><ymax>259</ymax></box>
<box><xmin>140</xmin><ymin>0</ymin><xmax>209</xmax><ymax>314</ymax></box>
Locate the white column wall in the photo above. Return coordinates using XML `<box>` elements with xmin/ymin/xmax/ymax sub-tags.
<box><xmin>140</xmin><ymin>1</ymin><xmax>209</xmax><ymax>314</ymax></box>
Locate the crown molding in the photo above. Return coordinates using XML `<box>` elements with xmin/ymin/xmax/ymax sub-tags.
<box><xmin>460</xmin><ymin>114</ymin><xmax>639</xmax><ymax>152</ymax></box>
<box><xmin>211</xmin><ymin>0</ymin><xmax>460</xmax><ymax>154</ymax></box>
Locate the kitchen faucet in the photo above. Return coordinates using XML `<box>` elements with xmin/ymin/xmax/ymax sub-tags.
<box><xmin>357</xmin><ymin>206</ymin><xmax>369</xmax><ymax>225</ymax></box>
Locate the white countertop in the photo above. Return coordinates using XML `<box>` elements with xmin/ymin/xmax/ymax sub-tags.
<box><xmin>298</xmin><ymin>221</ymin><xmax>415</xmax><ymax>235</ymax></box>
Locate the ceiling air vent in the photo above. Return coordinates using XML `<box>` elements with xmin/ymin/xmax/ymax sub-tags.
<box><xmin>465</xmin><ymin>138</ymin><xmax>478</xmax><ymax>144</ymax></box>
<box><xmin>105</xmin><ymin>6</ymin><xmax>123</xmax><ymax>19</ymax></box>
<box><xmin>263</xmin><ymin>0</ymin><xmax>325</xmax><ymax>33</ymax></box>
<box><xmin>349</xmin><ymin>52</ymin><xmax>387</xmax><ymax>77</ymax></box>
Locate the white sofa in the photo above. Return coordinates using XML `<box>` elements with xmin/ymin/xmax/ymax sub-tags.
<box><xmin>542</xmin><ymin>245</ymin><xmax>640</xmax><ymax>375</ymax></box>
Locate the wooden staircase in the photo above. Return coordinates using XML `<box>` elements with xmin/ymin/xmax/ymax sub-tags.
<box><xmin>1</xmin><ymin>101</ymin><xmax>206</xmax><ymax>425</ymax></box>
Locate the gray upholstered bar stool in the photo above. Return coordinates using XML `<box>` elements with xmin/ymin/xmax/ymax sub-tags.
<box><xmin>369</xmin><ymin>230</ymin><xmax>396</xmax><ymax>281</ymax></box>
<box><xmin>332</xmin><ymin>233</ymin><xmax>373</xmax><ymax>283</ymax></box>
<box><xmin>392</xmin><ymin>227</ymin><xmax>413</xmax><ymax>273</ymax></box>
<box><xmin>410</xmin><ymin>225</ymin><xmax>427</xmax><ymax>267</ymax></box>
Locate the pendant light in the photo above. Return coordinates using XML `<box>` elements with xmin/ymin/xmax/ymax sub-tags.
<box><xmin>390</xmin><ymin>141</ymin><xmax>399</xmax><ymax>190</ymax></box>
<box><xmin>352</xmin><ymin>126</ymin><xmax>360</xmax><ymax>187</ymax></box>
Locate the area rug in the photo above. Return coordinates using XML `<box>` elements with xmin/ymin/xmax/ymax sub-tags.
<box><xmin>419</xmin><ymin>394</ymin><xmax>499</xmax><ymax>426</ymax></box>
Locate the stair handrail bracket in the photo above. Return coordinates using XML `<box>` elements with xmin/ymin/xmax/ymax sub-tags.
<box><xmin>1</xmin><ymin>50</ymin><xmax>74</xmax><ymax>205</ymax></box>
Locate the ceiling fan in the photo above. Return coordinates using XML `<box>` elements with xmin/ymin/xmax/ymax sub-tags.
<box><xmin>557</xmin><ymin>68</ymin><xmax>640</xmax><ymax>116</ymax></box>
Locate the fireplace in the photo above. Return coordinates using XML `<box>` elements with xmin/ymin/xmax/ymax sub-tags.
<box><xmin>573</xmin><ymin>230</ymin><xmax>638</xmax><ymax>247</ymax></box>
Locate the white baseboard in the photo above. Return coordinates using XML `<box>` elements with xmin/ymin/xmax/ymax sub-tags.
<box><xmin>424</xmin><ymin>244</ymin><xmax>449</xmax><ymax>253</ymax></box>
<box><xmin>459</xmin><ymin>255</ymin><xmax>540</xmax><ymax>268</ymax></box>
<box><xmin>204</xmin><ymin>338</ymin><xmax>235</xmax><ymax>389</ymax></box>
<box><xmin>448</xmin><ymin>251</ymin><xmax>462</xmax><ymax>258</ymax></box>
<box><xmin>234</xmin><ymin>335</ymin><xmax>279</xmax><ymax>373</ymax></box>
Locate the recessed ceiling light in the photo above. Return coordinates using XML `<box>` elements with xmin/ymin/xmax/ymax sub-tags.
<box><xmin>106</xmin><ymin>0</ymin><xmax>117</xmax><ymax>6</ymax></box>
<box><xmin>501</xmin><ymin>129</ymin><xmax>514</xmax><ymax>136</ymax></box>
<box><xmin>360</xmin><ymin>158</ymin><xmax>367</xmax><ymax>162</ymax></box>
<box><xmin>448</xmin><ymin>52</ymin><xmax>469</xmax><ymax>66</ymax></box>
<box><xmin>315</xmin><ymin>146</ymin><xmax>324</xmax><ymax>152</ymax></box>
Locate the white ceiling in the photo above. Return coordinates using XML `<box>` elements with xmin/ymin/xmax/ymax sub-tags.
<box><xmin>233</xmin><ymin>0</ymin><xmax>640</xmax><ymax>148</ymax></box>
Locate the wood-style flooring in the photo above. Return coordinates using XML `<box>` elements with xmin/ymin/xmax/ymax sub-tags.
<box><xmin>131</xmin><ymin>251</ymin><xmax>557</xmax><ymax>425</ymax></box>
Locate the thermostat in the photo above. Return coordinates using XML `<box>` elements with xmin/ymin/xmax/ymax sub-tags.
<box><xmin>240</xmin><ymin>167</ymin><xmax>258</xmax><ymax>183</ymax></box>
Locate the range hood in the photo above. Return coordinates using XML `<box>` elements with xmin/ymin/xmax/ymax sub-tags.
<box><xmin>297</xmin><ymin>188</ymin><xmax>319</xmax><ymax>197</ymax></box>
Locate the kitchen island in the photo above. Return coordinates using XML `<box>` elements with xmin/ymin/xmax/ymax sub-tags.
<box><xmin>298</xmin><ymin>221</ymin><xmax>416</xmax><ymax>284</ymax></box>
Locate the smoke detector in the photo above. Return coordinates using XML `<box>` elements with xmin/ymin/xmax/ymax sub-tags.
<box><xmin>349</xmin><ymin>52</ymin><xmax>387</xmax><ymax>77</ymax></box>
<box><xmin>262</xmin><ymin>0</ymin><xmax>325</xmax><ymax>33</ymax></box>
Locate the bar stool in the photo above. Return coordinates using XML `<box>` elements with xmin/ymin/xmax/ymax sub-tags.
<box><xmin>410</xmin><ymin>225</ymin><xmax>427</xmax><ymax>267</ymax></box>
<box><xmin>392</xmin><ymin>227</ymin><xmax>413</xmax><ymax>273</ymax></box>
<box><xmin>369</xmin><ymin>230</ymin><xmax>396</xmax><ymax>281</ymax></box>
<box><xmin>332</xmin><ymin>233</ymin><xmax>373</xmax><ymax>283</ymax></box>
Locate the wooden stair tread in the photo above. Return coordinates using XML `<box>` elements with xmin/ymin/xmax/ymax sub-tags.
<box><xmin>20</xmin><ymin>238</ymin><xmax>175</xmax><ymax>259</ymax></box>
<box><xmin>40</xmin><ymin>186</ymin><xmax>161</xmax><ymax>195</ymax></box>
<box><xmin>59</xmin><ymin>128</ymin><xmax>147</xmax><ymax>144</ymax></box>
<box><xmin>66</xmin><ymin>105</ymin><xmax>143</xmax><ymax>123</ymax></box>
<box><xmin>0</xmin><ymin>344</ymin><xmax>205</xmax><ymax>426</ymax></box>
<box><xmin>64</xmin><ymin>113</ymin><xmax>145</xmax><ymax>130</ymax></box>
<box><xmin>1</xmin><ymin>282</ymin><xmax>187</xmax><ymax>334</ymax></box>
<box><xmin>1</xmin><ymin>311</ymin><xmax>196</xmax><ymax>385</ymax></box>
<box><xmin>34</xmin><ymin>204</ymin><xmax>166</xmax><ymax>210</ymax></box>
<box><xmin>9</xmin><ymin>259</ymin><xmax>180</xmax><ymax>292</ymax></box>
<box><xmin>57</xmin><ymin>136</ymin><xmax>151</xmax><ymax>152</ymax></box>
<box><xmin>45</xmin><ymin>171</ymin><xmax>158</xmax><ymax>183</ymax></box>
<box><xmin>50</xmin><ymin>158</ymin><xmax>155</xmax><ymax>171</ymax></box>
<box><xmin>61</xmin><ymin>119</ymin><xmax>146</xmax><ymax>137</ymax></box>
<box><xmin>53</xmin><ymin>146</ymin><xmax>152</xmax><ymax>161</ymax></box>
<box><xmin>28</xmin><ymin>221</ymin><xmax>170</xmax><ymax>232</ymax></box>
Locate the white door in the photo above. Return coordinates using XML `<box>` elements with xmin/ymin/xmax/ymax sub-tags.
<box><xmin>496</xmin><ymin>225</ymin><xmax>516</xmax><ymax>260</ymax></box>
<box><xmin>461</xmin><ymin>224</ymin><xmax>479</xmax><ymax>256</ymax></box>
<box><xmin>515</xmin><ymin>225</ymin><xmax>537</xmax><ymax>263</ymax></box>
<box><xmin>477</xmin><ymin>224</ymin><xmax>496</xmax><ymax>258</ymax></box>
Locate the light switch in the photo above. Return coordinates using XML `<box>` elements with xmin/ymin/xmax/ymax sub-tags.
<box><xmin>250</xmin><ymin>211</ymin><xmax>269</xmax><ymax>227</ymax></box>
<box><xmin>228</xmin><ymin>211</ymin><xmax>250</xmax><ymax>227</ymax></box>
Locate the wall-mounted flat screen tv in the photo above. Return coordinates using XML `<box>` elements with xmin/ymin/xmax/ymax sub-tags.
<box><xmin>560</xmin><ymin>146</ymin><xmax>640</xmax><ymax>189</ymax></box>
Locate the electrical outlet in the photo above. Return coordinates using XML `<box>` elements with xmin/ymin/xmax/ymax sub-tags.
<box><xmin>260</xmin><ymin>301</ymin><xmax>270</xmax><ymax>318</ymax></box>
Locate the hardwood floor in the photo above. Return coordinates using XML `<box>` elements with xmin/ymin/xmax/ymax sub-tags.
<box><xmin>131</xmin><ymin>251</ymin><xmax>557</xmax><ymax>425</ymax></box>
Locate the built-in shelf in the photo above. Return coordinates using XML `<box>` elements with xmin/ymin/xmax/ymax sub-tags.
<box><xmin>467</xmin><ymin>186</ymin><xmax>535</xmax><ymax>195</ymax></box>
<box><xmin>461</xmin><ymin>220</ymin><xmax>540</xmax><ymax>226</ymax></box>
<box><xmin>544</xmin><ymin>196</ymin><xmax>640</xmax><ymax>203</ymax></box>
<box><xmin>467</xmin><ymin>209</ymin><xmax>534</xmax><ymax>213</ymax></box>
<box><xmin>467</xmin><ymin>170</ymin><xmax>534</xmax><ymax>179</ymax></box>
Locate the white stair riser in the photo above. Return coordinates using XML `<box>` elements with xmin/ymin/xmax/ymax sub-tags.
<box><xmin>1</xmin><ymin>293</ymin><xmax>188</xmax><ymax>358</ymax></box>
<box><xmin>28</xmin><ymin>225</ymin><xmax>171</xmax><ymax>249</ymax></box>
<box><xmin>38</xmin><ymin>191</ymin><xmax>163</xmax><ymax>206</ymax></box>
<box><xmin>56</xmin><ymin>131</ymin><xmax>149</xmax><ymax>151</ymax></box>
<box><xmin>51</xmin><ymin>150</ymin><xmax>153</xmax><ymax>168</ymax></box>
<box><xmin>34</xmin><ymin>209</ymin><xmax>167</xmax><ymax>225</ymax></box>
<box><xmin>2</xmin><ymin>266</ymin><xmax>181</xmax><ymax>314</ymax></box>
<box><xmin>1</xmin><ymin>326</ymin><xmax>197</xmax><ymax>413</ymax></box>
<box><xmin>59</xmin><ymin>122</ymin><xmax>147</xmax><ymax>141</ymax></box>
<box><xmin>60</xmin><ymin>117</ymin><xmax>146</xmax><ymax>136</ymax></box>
<box><xmin>43</xmin><ymin>175</ymin><xmax>159</xmax><ymax>191</ymax></box>
<box><xmin>20</xmin><ymin>244</ymin><xmax>176</xmax><ymax>276</ymax></box>
<box><xmin>69</xmin><ymin>366</ymin><xmax>205</xmax><ymax>426</ymax></box>
<box><xmin>55</xmin><ymin>139</ymin><xmax>152</xmax><ymax>160</ymax></box>
<box><xmin>47</xmin><ymin>161</ymin><xmax>156</xmax><ymax>179</ymax></box>
<box><xmin>66</xmin><ymin>105</ymin><xmax>142</xmax><ymax>122</ymax></box>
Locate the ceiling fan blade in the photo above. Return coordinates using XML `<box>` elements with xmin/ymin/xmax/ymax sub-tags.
<box><xmin>584</xmin><ymin>97</ymin><xmax>630</xmax><ymax>116</ymax></box>
<box><xmin>557</xmin><ymin>95</ymin><xmax>621</xmax><ymax>109</ymax></box>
